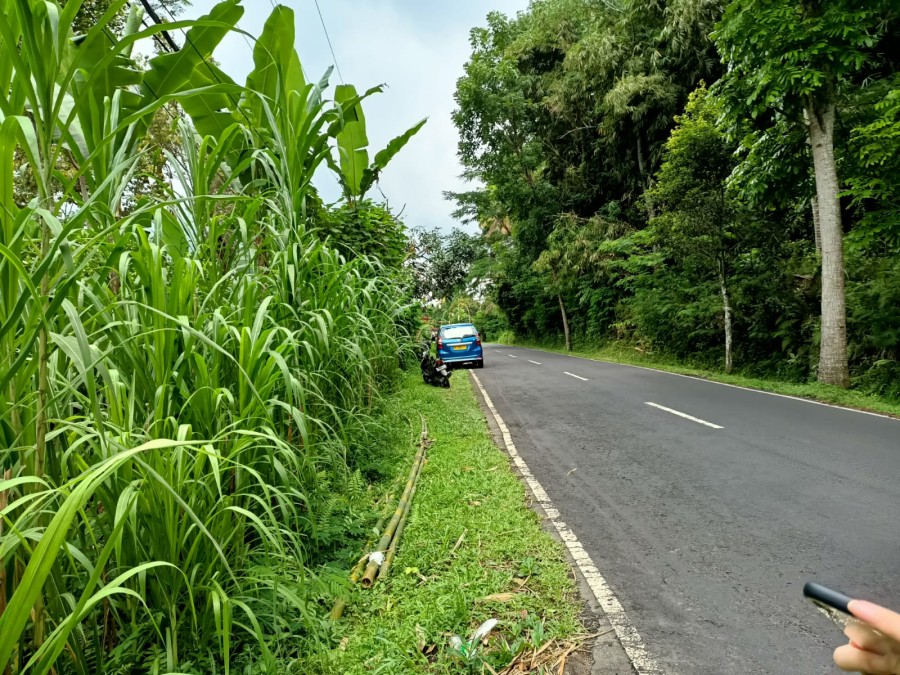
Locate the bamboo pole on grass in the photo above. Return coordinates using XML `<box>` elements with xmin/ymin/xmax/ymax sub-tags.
<box><xmin>360</xmin><ymin>441</ymin><xmax>426</xmax><ymax>588</ymax></box>
<box><xmin>378</xmin><ymin>480</ymin><xmax>416</xmax><ymax>580</ymax></box>
<box><xmin>329</xmin><ymin>512</ymin><xmax>388</xmax><ymax>620</ymax></box>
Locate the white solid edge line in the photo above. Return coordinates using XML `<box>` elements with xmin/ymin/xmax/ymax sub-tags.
<box><xmin>564</xmin><ymin>371</ymin><xmax>589</xmax><ymax>381</ymax></box>
<box><xmin>645</xmin><ymin>402</ymin><xmax>724</xmax><ymax>429</ymax></box>
<box><xmin>528</xmin><ymin>360</ymin><xmax>542</xmax><ymax>365</ymax></box>
<box><xmin>471</xmin><ymin>373</ymin><xmax>661</xmax><ymax>675</ymax></box>
<box><xmin>490</xmin><ymin>345</ymin><xmax>898</xmax><ymax>422</ymax></box>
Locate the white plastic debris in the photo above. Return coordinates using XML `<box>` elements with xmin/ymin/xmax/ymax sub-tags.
<box><xmin>471</xmin><ymin>618</ymin><xmax>499</xmax><ymax>644</ymax></box>
<box><xmin>368</xmin><ymin>551</ymin><xmax>386</xmax><ymax>566</ymax></box>
<box><xmin>448</xmin><ymin>617</ymin><xmax>499</xmax><ymax>661</ymax></box>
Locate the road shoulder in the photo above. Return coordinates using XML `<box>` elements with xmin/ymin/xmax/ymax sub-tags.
<box><xmin>470</xmin><ymin>371</ymin><xmax>638</xmax><ymax>675</ymax></box>
<box><xmin>300</xmin><ymin>373</ymin><xmax>589</xmax><ymax>674</ymax></box>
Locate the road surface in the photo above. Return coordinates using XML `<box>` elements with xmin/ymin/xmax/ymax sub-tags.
<box><xmin>474</xmin><ymin>345</ymin><xmax>900</xmax><ymax>674</ymax></box>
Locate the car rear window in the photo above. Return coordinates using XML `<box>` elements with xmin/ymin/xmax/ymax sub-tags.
<box><xmin>442</xmin><ymin>326</ymin><xmax>477</xmax><ymax>339</ymax></box>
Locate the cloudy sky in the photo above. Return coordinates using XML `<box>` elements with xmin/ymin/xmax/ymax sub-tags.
<box><xmin>178</xmin><ymin>0</ymin><xmax>529</xmax><ymax>231</ymax></box>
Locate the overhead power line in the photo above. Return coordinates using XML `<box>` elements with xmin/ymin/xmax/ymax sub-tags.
<box><xmin>313</xmin><ymin>0</ymin><xmax>344</xmax><ymax>84</ymax></box>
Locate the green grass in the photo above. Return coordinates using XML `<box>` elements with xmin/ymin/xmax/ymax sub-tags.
<box><xmin>295</xmin><ymin>373</ymin><xmax>583</xmax><ymax>674</ymax></box>
<box><xmin>507</xmin><ymin>338</ymin><xmax>900</xmax><ymax>418</ymax></box>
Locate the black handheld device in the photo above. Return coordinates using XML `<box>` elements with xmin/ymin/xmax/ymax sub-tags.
<box><xmin>803</xmin><ymin>582</ymin><xmax>853</xmax><ymax>616</ymax></box>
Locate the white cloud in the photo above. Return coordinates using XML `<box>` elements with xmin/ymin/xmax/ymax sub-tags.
<box><xmin>178</xmin><ymin>0</ymin><xmax>528</xmax><ymax>231</ymax></box>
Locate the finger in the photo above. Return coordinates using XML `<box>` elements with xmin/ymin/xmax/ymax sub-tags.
<box><xmin>850</xmin><ymin>601</ymin><xmax>900</xmax><ymax>643</ymax></box>
<box><xmin>846</xmin><ymin>623</ymin><xmax>891</xmax><ymax>654</ymax></box>
<box><xmin>834</xmin><ymin>643</ymin><xmax>900</xmax><ymax>675</ymax></box>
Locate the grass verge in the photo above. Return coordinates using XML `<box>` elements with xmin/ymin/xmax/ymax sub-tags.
<box><xmin>295</xmin><ymin>373</ymin><xmax>584</xmax><ymax>674</ymax></box>
<box><xmin>506</xmin><ymin>338</ymin><xmax>900</xmax><ymax>418</ymax></box>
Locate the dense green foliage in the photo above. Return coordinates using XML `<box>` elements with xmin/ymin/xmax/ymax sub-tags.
<box><xmin>0</xmin><ymin>1</ymin><xmax>421</xmax><ymax>672</ymax></box>
<box><xmin>451</xmin><ymin>0</ymin><xmax>900</xmax><ymax>396</ymax></box>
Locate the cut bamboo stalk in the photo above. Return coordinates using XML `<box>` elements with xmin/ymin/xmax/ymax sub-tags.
<box><xmin>360</xmin><ymin>425</ymin><xmax>428</xmax><ymax>588</ymax></box>
<box><xmin>329</xmin><ymin>513</ymin><xmax>387</xmax><ymax>621</ymax></box>
<box><xmin>378</xmin><ymin>480</ymin><xmax>416</xmax><ymax>581</ymax></box>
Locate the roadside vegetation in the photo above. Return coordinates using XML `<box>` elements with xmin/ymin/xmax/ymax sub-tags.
<box><xmin>297</xmin><ymin>374</ymin><xmax>583</xmax><ymax>675</ymax></box>
<box><xmin>5</xmin><ymin>0</ymin><xmax>897</xmax><ymax>672</ymax></box>
<box><xmin>439</xmin><ymin>0</ymin><xmax>900</xmax><ymax>404</ymax></box>
<box><xmin>0</xmin><ymin>1</ymin><xmax>425</xmax><ymax>672</ymax></box>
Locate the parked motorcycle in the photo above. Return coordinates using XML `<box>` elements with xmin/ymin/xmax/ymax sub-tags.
<box><xmin>420</xmin><ymin>340</ymin><xmax>451</xmax><ymax>388</ymax></box>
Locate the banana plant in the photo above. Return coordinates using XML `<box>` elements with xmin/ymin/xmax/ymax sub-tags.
<box><xmin>332</xmin><ymin>83</ymin><xmax>427</xmax><ymax>201</ymax></box>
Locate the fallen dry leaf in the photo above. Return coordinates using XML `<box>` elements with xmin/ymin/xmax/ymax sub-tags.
<box><xmin>479</xmin><ymin>592</ymin><xmax>516</xmax><ymax>603</ymax></box>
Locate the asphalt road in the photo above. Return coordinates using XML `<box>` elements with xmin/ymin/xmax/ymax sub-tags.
<box><xmin>475</xmin><ymin>345</ymin><xmax>900</xmax><ymax>675</ymax></box>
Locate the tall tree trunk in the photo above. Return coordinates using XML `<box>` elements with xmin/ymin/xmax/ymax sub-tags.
<box><xmin>810</xmin><ymin>195</ymin><xmax>822</xmax><ymax>256</ymax></box>
<box><xmin>550</xmin><ymin>268</ymin><xmax>572</xmax><ymax>352</ymax></box>
<box><xmin>719</xmin><ymin>264</ymin><xmax>733</xmax><ymax>374</ymax></box>
<box><xmin>558</xmin><ymin>291</ymin><xmax>572</xmax><ymax>352</ymax></box>
<box><xmin>806</xmin><ymin>95</ymin><xmax>849</xmax><ymax>387</ymax></box>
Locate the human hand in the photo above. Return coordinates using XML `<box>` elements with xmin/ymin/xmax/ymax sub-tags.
<box><xmin>834</xmin><ymin>600</ymin><xmax>900</xmax><ymax>674</ymax></box>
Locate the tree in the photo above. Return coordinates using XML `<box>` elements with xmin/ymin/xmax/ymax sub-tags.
<box><xmin>649</xmin><ymin>86</ymin><xmax>739</xmax><ymax>372</ymax></box>
<box><xmin>843</xmin><ymin>75</ymin><xmax>900</xmax><ymax>247</ymax></box>
<box><xmin>533</xmin><ymin>237</ymin><xmax>572</xmax><ymax>351</ymax></box>
<box><xmin>713</xmin><ymin>0</ymin><xmax>895</xmax><ymax>386</ymax></box>
<box><xmin>63</xmin><ymin>0</ymin><xmax>191</xmax><ymax>42</ymax></box>
<box><xmin>451</xmin><ymin>0</ymin><xmax>727</xmax><ymax>343</ymax></box>
<box><xmin>409</xmin><ymin>228</ymin><xmax>484</xmax><ymax>304</ymax></box>
<box><xmin>449</xmin><ymin>0</ymin><xmax>900</xmax><ymax>398</ymax></box>
<box><xmin>532</xmin><ymin>213</ymin><xmax>624</xmax><ymax>351</ymax></box>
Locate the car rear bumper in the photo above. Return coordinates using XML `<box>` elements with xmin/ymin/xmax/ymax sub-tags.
<box><xmin>441</xmin><ymin>355</ymin><xmax>483</xmax><ymax>366</ymax></box>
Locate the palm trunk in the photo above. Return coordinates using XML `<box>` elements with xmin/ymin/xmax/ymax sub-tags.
<box><xmin>719</xmin><ymin>265</ymin><xmax>733</xmax><ymax>374</ymax></box>
<box><xmin>806</xmin><ymin>95</ymin><xmax>849</xmax><ymax>387</ymax></box>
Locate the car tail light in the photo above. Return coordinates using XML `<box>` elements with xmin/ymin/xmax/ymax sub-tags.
<box><xmin>437</xmin><ymin>338</ymin><xmax>443</xmax><ymax>349</ymax></box>
<box><xmin>475</xmin><ymin>336</ymin><xmax>481</xmax><ymax>346</ymax></box>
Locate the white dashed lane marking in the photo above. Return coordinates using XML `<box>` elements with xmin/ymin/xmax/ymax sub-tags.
<box><xmin>564</xmin><ymin>371</ymin><xmax>589</xmax><ymax>381</ymax></box>
<box><xmin>645</xmin><ymin>402</ymin><xmax>723</xmax><ymax>429</ymax></box>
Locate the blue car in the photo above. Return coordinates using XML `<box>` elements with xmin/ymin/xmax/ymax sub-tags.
<box><xmin>437</xmin><ymin>323</ymin><xmax>484</xmax><ymax>369</ymax></box>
